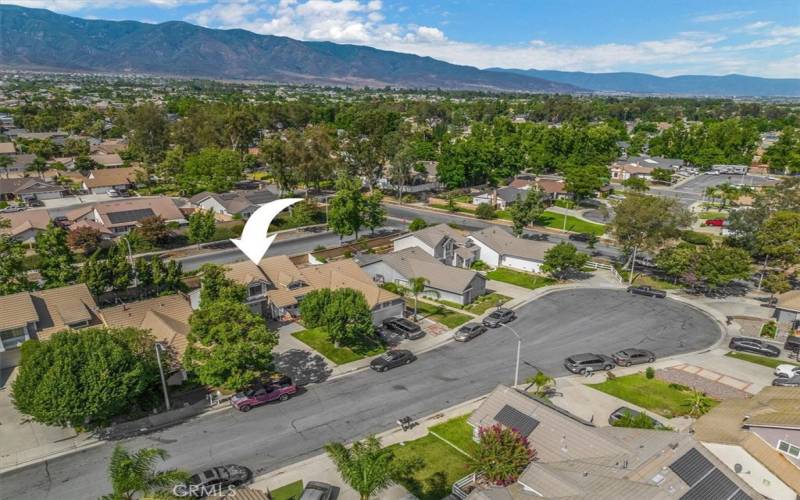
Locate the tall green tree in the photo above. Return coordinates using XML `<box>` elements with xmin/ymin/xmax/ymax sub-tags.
<box><xmin>198</xmin><ymin>264</ymin><xmax>246</xmax><ymax>304</ymax></box>
<box><xmin>185</xmin><ymin>299</ymin><xmax>278</xmax><ymax>390</ymax></box>
<box><xmin>363</xmin><ymin>189</ymin><xmax>386</xmax><ymax>234</ymax></box>
<box><xmin>328</xmin><ymin>177</ymin><xmax>365</xmax><ymax>240</ymax></box>
<box><xmin>541</xmin><ymin>242</ymin><xmax>590</xmax><ymax>279</ymax></box>
<box><xmin>80</xmin><ymin>252</ymin><xmax>111</xmax><ymax>296</ymax></box>
<box><xmin>126</xmin><ymin>102</ymin><xmax>169</xmax><ymax>164</ymax></box>
<box><xmin>622</xmin><ymin>176</ymin><xmax>648</xmax><ymax>192</ymax></box>
<box><xmin>136</xmin><ymin>216</ymin><xmax>170</xmax><ymax>246</ymax></box>
<box><xmin>0</xmin><ymin>155</ymin><xmax>13</xmax><ymax>178</ymax></box>
<box><xmin>409</xmin><ymin>277</ymin><xmax>429</xmax><ymax>320</ymax></box>
<box><xmin>35</xmin><ymin>223</ymin><xmax>77</xmax><ymax>288</ymax></box>
<box><xmin>102</xmin><ymin>445</ymin><xmax>189</xmax><ymax>500</ymax></box>
<box><xmin>757</xmin><ymin>211</ymin><xmax>800</xmax><ymax>270</ymax></box>
<box><xmin>11</xmin><ymin>327</ymin><xmax>162</xmax><ymax>427</ymax></box>
<box><xmin>324</xmin><ymin>289</ymin><xmax>374</xmax><ymax>347</ymax></box>
<box><xmin>0</xmin><ymin>220</ymin><xmax>33</xmax><ymax>295</ymax></box>
<box><xmin>187</xmin><ymin>209</ymin><xmax>216</xmax><ymax>245</ymax></box>
<box><xmin>325</xmin><ymin>436</ymin><xmax>422</xmax><ymax>500</ymax></box>
<box><xmin>179</xmin><ymin>147</ymin><xmax>244</xmax><ymax>195</ymax></box>
<box><xmin>564</xmin><ymin>165</ymin><xmax>609</xmax><ymax>201</ymax></box>
<box><xmin>508</xmin><ymin>189</ymin><xmax>545</xmax><ymax>237</ymax></box>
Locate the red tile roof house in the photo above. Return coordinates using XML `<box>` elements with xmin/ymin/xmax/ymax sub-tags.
<box><xmin>67</xmin><ymin>197</ymin><xmax>187</xmax><ymax>235</ymax></box>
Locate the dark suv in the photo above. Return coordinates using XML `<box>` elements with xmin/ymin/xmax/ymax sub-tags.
<box><xmin>784</xmin><ymin>335</ymin><xmax>800</xmax><ymax>354</ymax></box>
<box><xmin>382</xmin><ymin>318</ymin><xmax>424</xmax><ymax>339</ymax></box>
<box><xmin>564</xmin><ymin>353</ymin><xmax>616</xmax><ymax>374</ymax></box>
<box><xmin>729</xmin><ymin>337</ymin><xmax>780</xmax><ymax>357</ymax></box>
<box><xmin>626</xmin><ymin>285</ymin><xmax>666</xmax><ymax>298</ymax></box>
<box><xmin>482</xmin><ymin>308</ymin><xmax>516</xmax><ymax>328</ymax></box>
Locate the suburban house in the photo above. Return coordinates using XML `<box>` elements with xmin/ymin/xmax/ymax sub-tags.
<box><xmin>0</xmin><ymin>284</ymin><xmax>101</xmax><ymax>369</ymax></box>
<box><xmin>458</xmin><ymin>385</ymin><xmax>759</xmax><ymax>500</ymax></box>
<box><xmin>89</xmin><ymin>153</ymin><xmax>124</xmax><ymax>168</ymax></box>
<box><xmin>2</xmin><ymin>154</ymin><xmax>34</xmax><ymax>176</ymax></box>
<box><xmin>472</xmin><ymin>186</ymin><xmax>527</xmax><ymax>209</ymax></box>
<box><xmin>611</xmin><ymin>156</ymin><xmax>683</xmax><ymax>182</ymax></box>
<box><xmin>377</xmin><ymin>160</ymin><xmax>441</xmax><ymax>193</ymax></box>
<box><xmin>508</xmin><ymin>176</ymin><xmax>572</xmax><ymax>202</ymax></box>
<box><xmin>66</xmin><ymin>197</ymin><xmax>187</xmax><ymax>234</ymax></box>
<box><xmin>0</xmin><ymin>209</ymin><xmax>52</xmax><ymax>244</ymax></box>
<box><xmin>468</xmin><ymin>226</ymin><xmax>554</xmax><ymax>273</ymax></box>
<box><xmin>81</xmin><ymin>166</ymin><xmax>142</xmax><ymax>194</ymax></box>
<box><xmin>774</xmin><ymin>290</ymin><xmax>800</xmax><ymax>335</ymax></box>
<box><xmin>191</xmin><ymin>256</ymin><xmax>404</xmax><ymax>325</ymax></box>
<box><xmin>693</xmin><ymin>387</ymin><xmax>800</xmax><ymax>500</ymax></box>
<box><xmin>0</xmin><ymin>142</ymin><xmax>15</xmax><ymax>155</ymax></box>
<box><xmin>0</xmin><ymin>178</ymin><xmax>68</xmax><ymax>202</ymax></box>
<box><xmin>189</xmin><ymin>189</ymin><xmax>279</xmax><ymax>220</ymax></box>
<box><xmin>392</xmin><ymin>223</ymin><xmax>478</xmax><ymax>268</ymax></box>
<box><xmin>357</xmin><ymin>247</ymin><xmax>487</xmax><ymax>305</ymax></box>
<box><xmin>91</xmin><ymin>139</ymin><xmax>128</xmax><ymax>155</ymax></box>
<box><xmin>100</xmin><ymin>294</ymin><xmax>193</xmax><ymax>385</ymax></box>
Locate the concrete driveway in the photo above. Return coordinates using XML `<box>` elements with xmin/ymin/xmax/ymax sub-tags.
<box><xmin>0</xmin><ymin>288</ymin><xmax>720</xmax><ymax>499</ymax></box>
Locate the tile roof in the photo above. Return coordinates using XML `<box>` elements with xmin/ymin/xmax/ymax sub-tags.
<box><xmin>0</xmin><ymin>284</ymin><xmax>100</xmax><ymax>339</ymax></box>
<box><xmin>0</xmin><ymin>142</ymin><xmax>16</xmax><ymax>154</ymax></box>
<box><xmin>83</xmin><ymin>166</ymin><xmax>142</xmax><ymax>188</ymax></box>
<box><xmin>100</xmin><ymin>294</ymin><xmax>192</xmax><ymax>359</ymax></box>
<box><xmin>89</xmin><ymin>153</ymin><xmax>123</xmax><ymax>167</ymax></box>
<box><xmin>0</xmin><ymin>178</ymin><xmax>64</xmax><ymax>195</ymax></box>
<box><xmin>469</xmin><ymin>226</ymin><xmax>554</xmax><ymax>261</ymax></box>
<box><xmin>0</xmin><ymin>209</ymin><xmax>51</xmax><ymax>237</ymax></box>
<box><xmin>394</xmin><ymin>223</ymin><xmax>467</xmax><ymax>249</ymax></box>
<box><xmin>80</xmin><ymin>198</ymin><xmax>186</xmax><ymax>228</ymax></box>
<box><xmin>371</xmin><ymin>247</ymin><xmax>482</xmax><ymax>294</ymax></box>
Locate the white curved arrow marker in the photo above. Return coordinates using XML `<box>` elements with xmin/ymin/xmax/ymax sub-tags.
<box><xmin>231</xmin><ymin>198</ymin><xmax>303</xmax><ymax>264</ymax></box>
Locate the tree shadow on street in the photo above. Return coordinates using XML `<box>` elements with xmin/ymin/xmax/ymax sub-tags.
<box><xmin>274</xmin><ymin>349</ymin><xmax>333</xmax><ymax>386</ymax></box>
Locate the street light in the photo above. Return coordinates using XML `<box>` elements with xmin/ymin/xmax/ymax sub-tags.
<box><xmin>501</xmin><ymin>323</ymin><xmax>522</xmax><ymax>387</ymax></box>
<box><xmin>154</xmin><ymin>342</ymin><xmax>171</xmax><ymax>411</ymax></box>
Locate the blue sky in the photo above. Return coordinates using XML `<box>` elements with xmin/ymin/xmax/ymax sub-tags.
<box><xmin>7</xmin><ymin>0</ymin><xmax>800</xmax><ymax>77</ymax></box>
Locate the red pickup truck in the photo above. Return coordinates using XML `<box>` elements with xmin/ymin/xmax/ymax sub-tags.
<box><xmin>704</xmin><ymin>219</ymin><xmax>725</xmax><ymax>227</ymax></box>
<box><xmin>230</xmin><ymin>375</ymin><xmax>297</xmax><ymax>412</ymax></box>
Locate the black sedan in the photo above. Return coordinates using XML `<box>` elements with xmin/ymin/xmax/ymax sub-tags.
<box><xmin>179</xmin><ymin>465</ymin><xmax>252</xmax><ymax>498</ymax></box>
<box><xmin>370</xmin><ymin>349</ymin><xmax>416</xmax><ymax>372</ymax></box>
<box><xmin>729</xmin><ymin>337</ymin><xmax>781</xmax><ymax>357</ymax></box>
<box><xmin>626</xmin><ymin>285</ymin><xmax>666</xmax><ymax>298</ymax></box>
<box><xmin>382</xmin><ymin>317</ymin><xmax>424</xmax><ymax>340</ymax></box>
<box><xmin>611</xmin><ymin>348</ymin><xmax>656</xmax><ymax>367</ymax></box>
<box><xmin>772</xmin><ymin>375</ymin><xmax>800</xmax><ymax>387</ymax></box>
<box><xmin>482</xmin><ymin>307</ymin><xmax>516</xmax><ymax>328</ymax></box>
<box><xmin>454</xmin><ymin>323</ymin><xmax>487</xmax><ymax>342</ymax></box>
<box><xmin>568</xmin><ymin>233</ymin><xmax>592</xmax><ymax>242</ymax></box>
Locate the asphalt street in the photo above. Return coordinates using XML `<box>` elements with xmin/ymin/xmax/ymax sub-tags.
<box><xmin>0</xmin><ymin>288</ymin><xmax>720</xmax><ymax>500</ymax></box>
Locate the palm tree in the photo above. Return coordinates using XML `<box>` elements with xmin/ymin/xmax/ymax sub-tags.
<box><xmin>102</xmin><ymin>445</ymin><xmax>189</xmax><ymax>500</ymax></box>
<box><xmin>408</xmin><ymin>277</ymin><xmax>429</xmax><ymax>320</ymax></box>
<box><xmin>325</xmin><ymin>436</ymin><xmax>422</xmax><ymax>500</ymax></box>
<box><xmin>682</xmin><ymin>389</ymin><xmax>712</xmax><ymax>418</ymax></box>
<box><xmin>525</xmin><ymin>371</ymin><xmax>555</xmax><ymax>397</ymax></box>
<box><xmin>26</xmin><ymin>156</ymin><xmax>48</xmax><ymax>180</ymax></box>
<box><xmin>0</xmin><ymin>155</ymin><xmax>13</xmax><ymax>178</ymax></box>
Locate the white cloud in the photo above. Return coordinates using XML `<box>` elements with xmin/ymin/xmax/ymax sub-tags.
<box><xmin>692</xmin><ymin>10</ymin><xmax>754</xmax><ymax>23</ymax></box>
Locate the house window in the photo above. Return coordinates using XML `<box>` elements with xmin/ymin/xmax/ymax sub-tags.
<box><xmin>67</xmin><ymin>320</ymin><xmax>89</xmax><ymax>329</ymax></box>
<box><xmin>777</xmin><ymin>440</ymin><xmax>800</xmax><ymax>458</ymax></box>
<box><xmin>248</xmin><ymin>284</ymin><xmax>262</xmax><ymax>298</ymax></box>
<box><xmin>1</xmin><ymin>326</ymin><xmax>27</xmax><ymax>348</ymax></box>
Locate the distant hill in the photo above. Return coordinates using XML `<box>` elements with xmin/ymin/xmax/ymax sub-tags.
<box><xmin>0</xmin><ymin>5</ymin><xmax>578</xmax><ymax>93</ymax></box>
<box><xmin>489</xmin><ymin>68</ymin><xmax>800</xmax><ymax>97</ymax></box>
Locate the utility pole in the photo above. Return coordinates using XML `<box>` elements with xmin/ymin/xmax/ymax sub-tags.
<box><xmin>154</xmin><ymin>343</ymin><xmax>171</xmax><ymax>411</ymax></box>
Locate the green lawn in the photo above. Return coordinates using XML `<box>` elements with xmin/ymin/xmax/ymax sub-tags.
<box><xmin>697</xmin><ymin>211</ymin><xmax>729</xmax><ymax>220</ymax></box>
<box><xmin>536</xmin><ymin>210</ymin><xmax>606</xmax><ymax>235</ymax></box>
<box><xmin>269</xmin><ymin>480</ymin><xmax>304</xmax><ymax>500</ymax></box>
<box><xmin>725</xmin><ymin>351</ymin><xmax>798</xmax><ymax>369</ymax></box>
<box><xmin>391</xmin><ymin>416</ymin><xmax>476</xmax><ymax>500</ymax></box>
<box><xmin>292</xmin><ymin>328</ymin><xmax>385</xmax><ymax>365</ymax></box>
<box><xmin>464</xmin><ymin>293</ymin><xmax>511</xmax><ymax>315</ymax></box>
<box><xmin>409</xmin><ymin>299</ymin><xmax>472</xmax><ymax>328</ymax></box>
<box><xmin>485</xmin><ymin>268</ymin><xmax>557</xmax><ymax>290</ymax></box>
<box><xmin>429</xmin><ymin>415</ymin><xmax>476</xmax><ymax>455</ymax></box>
<box><xmin>589</xmin><ymin>373</ymin><xmax>718</xmax><ymax>418</ymax></box>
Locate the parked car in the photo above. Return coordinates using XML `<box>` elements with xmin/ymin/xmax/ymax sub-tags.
<box><xmin>568</xmin><ymin>233</ymin><xmax>592</xmax><ymax>242</ymax></box>
<box><xmin>611</xmin><ymin>348</ymin><xmax>656</xmax><ymax>367</ymax></box>
<box><xmin>454</xmin><ymin>323</ymin><xmax>487</xmax><ymax>342</ymax></box>
<box><xmin>704</xmin><ymin>219</ymin><xmax>725</xmax><ymax>227</ymax></box>
<box><xmin>728</xmin><ymin>337</ymin><xmax>781</xmax><ymax>357</ymax></box>
<box><xmin>230</xmin><ymin>376</ymin><xmax>297</xmax><ymax>412</ymax></box>
<box><xmin>608</xmin><ymin>407</ymin><xmax>663</xmax><ymax>428</ymax></box>
<box><xmin>299</xmin><ymin>481</ymin><xmax>336</xmax><ymax>500</ymax></box>
<box><xmin>107</xmin><ymin>189</ymin><xmax>121</xmax><ymax>197</ymax></box>
<box><xmin>564</xmin><ymin>353</ymin><xmax>616</xmax><ymax>374</ymax></box>
<box><xmin>482</xmin><ymin>307</ymin><xmax>516</xmax><ymax>328</ymax></box>
<box><xmin>180</xmin><ymin>465</ymin><xmax>252</xmax><ymax>498</ymax></box>
<box><xmin>626</xmin><ymin>285</ymin><xmax>666</xmax><ymax>298</ymax></box>
<box><xmin>370</xmin><ymin>349</ymin><xmax>416</xmax><ymax>372</ymax></box>
<box><xmin>382</xmin><ymin>317</ymin><xmax>424</xmax><ymax>340</ymax></box>
<box><xmin>784</xmin><ymin>335</ymin><xmax>800</xmax><ymax>353</ymax></box>
<box><xmin>772</xmin><ymin>375</ymin><xmax>800</xmax><ymax>387</ymax></box>
<box><xmin>0</xmin><ymin>205</ymin><xmax>24</xmax><ymax>213</ymax></box>
<box><xmin>26</xmin><ymin>198</ymin><xmax>43</xmax><ymax>207</ymax></box>
<box><xmin>774</xmin><ymin>364</ymin><xmax>800</xmax><ymax>378</ymax></box>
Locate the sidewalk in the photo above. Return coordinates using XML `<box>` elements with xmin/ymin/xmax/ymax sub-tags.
<box><xmin>250</xmin><ymin>395</ymin><xmax>486</xmax><ymax>499</ymax></box>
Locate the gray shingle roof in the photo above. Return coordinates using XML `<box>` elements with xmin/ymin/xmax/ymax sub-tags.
<box><xmin>374</xmin><ymin>247</ymin><xmax>482</xmax><ymax>294</ymax></box>
<box><xmin>469</xmin><ymin>226</ymin><xmax>554</xmax><ymax>261</ymax></box>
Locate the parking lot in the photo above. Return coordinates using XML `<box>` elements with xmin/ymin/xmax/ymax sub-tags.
<box><xmin>673</xmin><ymin>174</ymin><xmax>778</xmax><ymax>195</ymax></box>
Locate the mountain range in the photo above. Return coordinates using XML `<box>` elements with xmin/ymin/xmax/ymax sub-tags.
<box><xmin>489</xmin><ymin>68</ymin><xmax>800</xmax><ymax>97</ymax></box>
<box><xmin>1</xmin><ymin>4</ymin><xmax>798</xmax><ymax>97</ymax></box>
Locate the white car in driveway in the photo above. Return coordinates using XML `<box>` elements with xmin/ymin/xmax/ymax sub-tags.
<box><xmin>774</xmin><ymin>364</ymin><xmax>800</xmax><ymax>378</ymax></box>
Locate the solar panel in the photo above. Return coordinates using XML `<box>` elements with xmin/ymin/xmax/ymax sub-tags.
<box><xmin>669</xmin><ymin>448</ymin><xmax>714</xmax><ymax>487</ymax></box>
<box><xmin>494</xmin><ymin>405</ymin><xmax>539</xmax><ymax>437</ymax></box>
<box><xmin>106</xmin><ymin>208</ymin><xmax>155</xmax><ymax>224</ymax></box>
<box><xmin>680</xmin><ymin>469</ymin><xmax>740</xmax><ymax>500</ymax></box>
<box><xmin>728</xmin><ymin>490</ymin><xmax>752</xmax><ymax>500</ymax></box>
